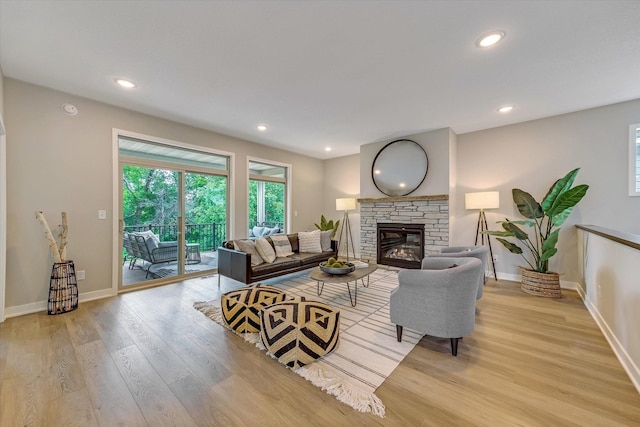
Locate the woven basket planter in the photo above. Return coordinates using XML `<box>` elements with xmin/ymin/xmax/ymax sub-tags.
<box><xmin>521</xmin><ymin>269</ymin><xmax>561</xmax><ymax>298</ymax></box>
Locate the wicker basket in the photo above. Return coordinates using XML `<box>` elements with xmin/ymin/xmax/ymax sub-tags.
<box><xmin>521</xmin><ymin>269</ymin><xmax>561</xmax><ymax>298</ymax></box>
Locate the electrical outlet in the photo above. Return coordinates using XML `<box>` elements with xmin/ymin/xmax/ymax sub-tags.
<box><xmin>77</xmin><ymin>270</ymin><xmax>86</xmax><ymax>280</ymax></box>
<box><xmin>98</xmin><ymin>210</ymin><xmax>107</xmax><ymax>220</ymax></box>
<box><xmin>493</xmin><ymin>256</ymin><xmax>498</xmax><ymax>262</ymax></box>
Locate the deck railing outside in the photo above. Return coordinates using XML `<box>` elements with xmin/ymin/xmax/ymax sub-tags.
<box><xmin>124</xmin><ymin>222</ymin><xmax>227</xmax><ymax>251</ymax></box>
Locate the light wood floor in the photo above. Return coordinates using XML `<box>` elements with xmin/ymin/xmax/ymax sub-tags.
<box><xmin>1</xmin><ymin>275</ymin><xmax>639</xmax><ymax>426</ymax></box>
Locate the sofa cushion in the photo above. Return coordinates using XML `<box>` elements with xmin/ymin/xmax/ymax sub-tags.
<box><xmin>270</xmin><ymin>234</ymin><xmax>294</xmax><ymax>257</ymax></box>
<box><xmin>266</xmin><ymin>226</ymin><xmax>281</xmax><ymax>236</ymax></box>
<box><xmin>298</xmin><ymin>230</ymin><xmax>322</xmax><ymax>253</ymax></box>
<box><xmin>320</xmin><ymin>230</ymin><xmax>333</xmax><ymax>252</ymax></box>
<box><xmin>251</xmin><ymin>257</ymin><xmax>301</xmax><ymax>275</ymax></box>
<box><xmin>288</xmin><ymin>234</ymin><xmax>299</xmax><ymax>253</ymax></box>
<box><xmin>234</xmin><ymin>239</ymin><xmax>264</xmax><ymax>266</ymax></box>
<box><xmin>255</xmin><ymin>237</ymin><xmax>276</xmax><ymax>263</ymax></box>
<box><xmin>252</xmin><ymin>226</ymin><xmax>266</xmax><ymax>238</ymax></box>
<box><xmin>290</xmin><ymin>251</ymin><xmax>334</xmax><ymax>265</ymax></box>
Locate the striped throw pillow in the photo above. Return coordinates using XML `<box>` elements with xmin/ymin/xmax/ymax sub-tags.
<box><xmin>298</xmin><ymin>230</ymin><xmax>322</xmax><ymax>253</ymax></box>
<box><xmin>271</xmin><ymin>235</ymin><xmax>294</xmax><ymax>257</ymax></box>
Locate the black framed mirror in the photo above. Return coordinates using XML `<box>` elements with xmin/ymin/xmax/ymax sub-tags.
<box><xmin>371</xmin><ymin>139</ymin><xmax>429</xmax><ymax>196</ymax></box>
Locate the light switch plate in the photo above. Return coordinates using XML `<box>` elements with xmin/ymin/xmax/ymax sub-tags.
<box><xmin>98</xmin><ymin>210</ymin><xmax>107</xmax><ymax>220</ymax></box>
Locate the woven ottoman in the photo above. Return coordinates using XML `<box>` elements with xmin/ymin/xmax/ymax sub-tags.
<box><xmin>221</xmin><ymin>284</ymin><xmax>288</xmax><ymax>333</ymax></box>
<box><xmin>260</xmin><ymin>299</ymin><xmax>340</xmax><ymax>368</ymax></box>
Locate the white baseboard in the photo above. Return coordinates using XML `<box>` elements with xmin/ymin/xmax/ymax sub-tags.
<box><xmin>493</xmin><ymin>271</ymin><xmax>579</xmax><ymax>290</ymax></box>
<box><xmin>4</xmin><ymin>288</ymin><xmax>116</xmax><ymax>319</ymax></box>
<box><xmin>575</xmin><ymin>286</ymin><xmax>640</xmax><ymax>394</ymax></box>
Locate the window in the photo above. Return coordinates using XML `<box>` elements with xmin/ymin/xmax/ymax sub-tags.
<box><xmin>630</xmin><ymin>124</ymin><xmax>640</xmax><ymax>196</ymax></box>
<box><xmin>248</xmin><ymin>159</ymin><xmax>289</xmax><ymax>232</ymax></box>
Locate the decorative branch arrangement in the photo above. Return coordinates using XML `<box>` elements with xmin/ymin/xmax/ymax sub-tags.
<box><xmin>36</xmin><ymin>211</ymin><xmax>78</xmax><ymax>314</ymax></box>
<box><xmin>35</xmin><ymin>211</ymin><xmax>68</xmax><ymax>263</ymax></box>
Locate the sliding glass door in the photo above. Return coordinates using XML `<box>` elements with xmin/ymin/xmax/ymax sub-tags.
<box><xmin>118</xmin><ymin>135</ymin><xmax>228</xmax><ymax>290</ymax></box>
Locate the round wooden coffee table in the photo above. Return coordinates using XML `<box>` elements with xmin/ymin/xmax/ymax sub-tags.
<box><xmin>309</xmin><ymin>264</ymin><xmax>378</xmax><ymax>307</ymax></box>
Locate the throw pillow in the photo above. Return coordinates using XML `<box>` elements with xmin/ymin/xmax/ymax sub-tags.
<box><xmin>267</xmin><ymin>226</ymin><xmax>280</xmax><ymax>236</ymax></box>
<box><xmin>252</xmin><ymin>226</ymin><xmax>266</xmax><ymax>238</ymax></box>
<box><xmin>137</xmin><ymin>230</ymin><xmax>160</xmax><ymax>244</ymax></box>
<box><xmin>320</xmin><ymin>230</ymin><xmax>333</xmax><ymax>252</ymax></box>
<box><xmin>298</xmin><ymin>230</ymin><xmax>322</xmax><ymax>253</ymax></box>
<box><xmin>271</xmin><ymin>234</ymin><xmax>294</xmax><ymax>257</ymax></box>
<box><xmin>233</xmin><ymin>239</ymin><xmax>264</xmax><ymax>266</ymax></box>
<box><xmin>255</xmin><ymin>237</ymin><xmax>276</xmax><ymax>263</ymax></box>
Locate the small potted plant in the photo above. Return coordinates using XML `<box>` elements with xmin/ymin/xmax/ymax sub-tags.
<box><xmin>485</xmin><ymin>168</ymin><xmax>589</xmax><ymax>297</ymax></box>
<box><xmin>315</xmin><ymin>214</ymin><xmax>340</xmax><ymax>238</ymax></box>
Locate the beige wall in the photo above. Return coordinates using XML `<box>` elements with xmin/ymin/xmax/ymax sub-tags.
<box><xmin>4</xmin><ymin>78</ymin><xmax>324</xmax><ymax>308</ymax></box>
<box><xmin>455</xmin><ymin>99</ymin><xmax>640</xmax><ymax>283</ymax></box>
<box><xmin>360</xmin><ymin>128</ymin><xmax>452</xmax><ymax>199</ymax></box>
<box><xmin>323</xmin><ymin>154</ymin><xmax>361</xmax><ymax>257</ymax></box>
<box><xmin>1</xmin><ymin>67</ymin><xmax>6</xmax><ymax>321</ymax></box>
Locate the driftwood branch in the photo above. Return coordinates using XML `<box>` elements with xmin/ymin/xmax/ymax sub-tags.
<box><xmin>35</xmin><ymin>211</ymin><xmax>62</xmax><ymax>263</ymax></box>
<box><xmin>58</xmin><ymin>212</ymin><xmax>68</xmax><ymax>261</ymax></box>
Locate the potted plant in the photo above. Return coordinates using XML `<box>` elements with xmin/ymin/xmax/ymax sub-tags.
<box><xmin>485</xmin><ymin>168</ymin><xmax>589</xmax><ymax>297</ymax></box>
<box><xmin>315</xmin><ymin>214</ymin><xmax>340</xmax><ymax>238</ymax></box>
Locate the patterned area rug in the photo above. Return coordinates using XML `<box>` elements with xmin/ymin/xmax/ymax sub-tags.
<box><xmin>194</xmin><ymin>269</ymin><xmax>421</xmax><ymax>418</ymax></box>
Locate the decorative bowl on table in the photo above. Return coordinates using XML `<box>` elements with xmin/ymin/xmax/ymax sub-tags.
<box><xmin>319</xmin><ymin>261</ymin><xmax>356</xmax><ymax>275</ymax></box>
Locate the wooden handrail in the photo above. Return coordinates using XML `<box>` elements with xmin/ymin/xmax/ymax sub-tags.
<box><xmin>576</xmin><ymin>225</ymin><xmax>640</xmax><ymax>251</ymax></box>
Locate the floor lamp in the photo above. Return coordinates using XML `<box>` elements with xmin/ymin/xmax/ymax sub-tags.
<box><xmin>465</xmin><ymin>191</ymin><xmax>499</xmax><ymax>280</ymax></box>
<box><xmin>336</xmin><ymin>197</ymin><xmax>356</xmax><ymax>262</ymax></box>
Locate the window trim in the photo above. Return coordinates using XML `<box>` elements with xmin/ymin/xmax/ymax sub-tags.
<box><xmin>247</xmin><ymin>157</ymin><xmax>291</xmax><ymax>234</ymax></box>
<box><xmin>629</xmin><ymin>124</ymin><xmax>640</xmax><ymax>197</ymax></box>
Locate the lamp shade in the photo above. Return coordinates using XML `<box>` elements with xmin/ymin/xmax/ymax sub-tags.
<box><xmin>465</xmin><ymin>191</ymin><xmax>500</xmax><ymax>210</ymax></box>
<box><xmin>336</xmin><ymin>197</ymin><xmax>357</xmax><ymax>211</ymax></box>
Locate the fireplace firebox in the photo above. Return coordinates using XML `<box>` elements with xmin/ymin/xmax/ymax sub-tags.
<box><xmin>377</xmin><ymin>223</ymin><xmax>425</xmax><ymax>269</ymax></box>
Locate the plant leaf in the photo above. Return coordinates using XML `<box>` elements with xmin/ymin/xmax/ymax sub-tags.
<box><xmin>540</xmin><ymin>229</ymin><xmax>560</xmax><ymax>261</ymax></box>
<box><xmin>509</xmin><ymin>220</ymin><xmax>535</xmax><ymax>227</ymax></box>
<box><xmin>483</xmin><ymin>230</ymin><xmax>515</xmax><ymax>237</ymax></box>
<box><xmin>546</xmin><ymin>184</ymin><xmax>589</xmax><ymax>217</ymax></box>
<box><xmin>496</xmin><ymin>238</ymin><xmax>523</xmax><ymax>254</ymax></box>
<box><xmin>512</xmin><ymin>189</ymin><xmax>543</xmax><ymax>219</ymax></box>
<box><xmin>552</xmin><ymin>206</ymin><xmax>573</xmax><ymax>227</ymax></box>
<box><xmin>541</xmin><ymin>168</ymin><xmax>579</xmax><ymax>213</ymax></box>
<box><xmin>502</xmin><ymin>221</ymin><xmax>529</xmax><ymax>240</ymax></box>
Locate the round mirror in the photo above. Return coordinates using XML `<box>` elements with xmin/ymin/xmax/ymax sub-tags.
<box><xmin>371</xmin><ymin>139</ymin><xmax>428</xmax><ymax>196</ymax></box>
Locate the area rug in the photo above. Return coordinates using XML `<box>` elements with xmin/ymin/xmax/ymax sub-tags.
<box><xmin>194</xmin><ymin>269</ymin><xmax>422</xmax><ymax>418</ymax></box>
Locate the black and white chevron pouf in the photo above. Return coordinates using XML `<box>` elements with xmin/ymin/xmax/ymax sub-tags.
<box><xmin>260</xmin><ymin>299</ymin><xmax>340</xmax><ymax>368</ymax></box>
<box><xmin>221</xmin><ymin>284</ymin><xmax>288</xmax><ymax>333</ymax></box>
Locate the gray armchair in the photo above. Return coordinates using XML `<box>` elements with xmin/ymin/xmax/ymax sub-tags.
<box><xmin>390</xmin><ymin>257</ymin><xmax>483</xmax><ymax>356</ymax></box>
<box><xmin>428</xmin><ymin>245</ymin><xmax>489</xmax><ymax>299</ymax></box>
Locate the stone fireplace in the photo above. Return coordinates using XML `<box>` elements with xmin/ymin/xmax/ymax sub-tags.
<box><xmin>359</xmin><ymin>195</ymin><xmax>449</xmax><ymax>266</ymax></box>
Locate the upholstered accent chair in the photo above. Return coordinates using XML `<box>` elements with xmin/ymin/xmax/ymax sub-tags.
<box><xmin>390</xmin><ymin>257</ymin><xmax>483</xmax><ymax>356</ymax></box>
<box><xmin>428</xmin><ymin>245</ymin><xmax>489</xmax><ymax>299</ymax></box>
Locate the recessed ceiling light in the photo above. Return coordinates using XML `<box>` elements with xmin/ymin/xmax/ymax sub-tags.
<box><xmin>115</xmin><ymin>78</ymin><xmax>136</xmax><ymax>88</ymax></box>
<box><xmin>476</xmin><ymin>31</ymin><xmax>505</xmax><ymax>48</ymax></box>
<box><xmin>497</xmin><ymin>105</ymin><xmax>514</xmax><ymax>113</ymax></box>
<box><xmin>325</xmin><ymin>147</ymin><xmax>332</xmax><ymax>152</ymax></box>
<box><xmin>257</xmin><ymin>124</ymin><xmax>268</xmax><ymax>132</ymax></box>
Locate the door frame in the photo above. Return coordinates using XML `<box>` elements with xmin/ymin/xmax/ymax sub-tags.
<box><xmin>0</xmin><ymin>114</ymin><xmax>6</xmax><ymax>322</ymax></box>
<box><xmin>111</xmin><ymin>128</ymin><xmax>234</xmax><ymax>294</ymax></box>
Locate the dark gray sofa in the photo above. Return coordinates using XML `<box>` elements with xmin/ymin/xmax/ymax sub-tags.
<box><xmin>217</xmin><ymin>233</ymin><xmax>337</xmax><ymax>285</ymax></box>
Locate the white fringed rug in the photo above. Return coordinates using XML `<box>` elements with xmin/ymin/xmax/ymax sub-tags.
<box><xmin>194</xmin><ymin>269</ymin><xmax>422</xmax><ymax>418</ymax></box>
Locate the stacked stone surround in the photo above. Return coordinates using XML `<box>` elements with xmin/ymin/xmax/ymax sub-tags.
<box><xmin>358</xmin><ymin>195</ymin><xmax>449</xmax><ymax>263</ymax></box>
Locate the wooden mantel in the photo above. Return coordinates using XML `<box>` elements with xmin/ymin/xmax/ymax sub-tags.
<box><xmin>358</xmin><ymin>194</ymin><xmax>448</xmax><ymax>203</ymax></box>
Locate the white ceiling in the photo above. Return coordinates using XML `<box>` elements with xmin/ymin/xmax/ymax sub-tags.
<box><xmin>1</xmin><ymin>1</ymin><xmax>639</xmax><ymax>159</ymax></box>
